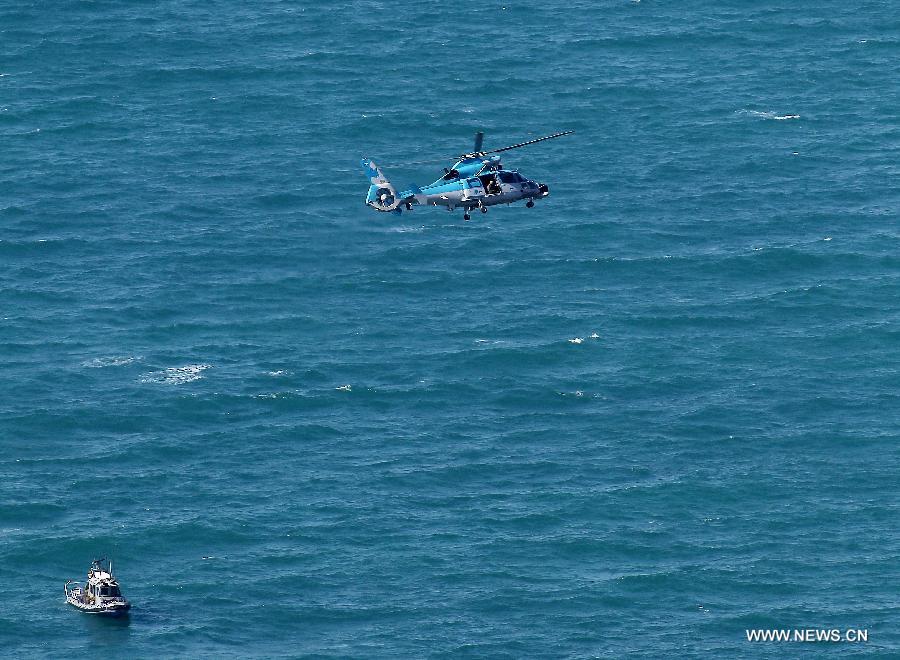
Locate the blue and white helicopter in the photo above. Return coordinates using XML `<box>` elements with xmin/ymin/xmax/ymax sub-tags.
<box><xmin>361</xmin><ymin>131</ymin><xmax>573</xmax><ymax>221</ymax></box>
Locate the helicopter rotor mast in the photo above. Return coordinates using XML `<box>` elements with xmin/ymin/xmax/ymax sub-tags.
<box><xmin>473</xmin><ymin>131</ymin><xmax>485</xmax><ymax>153</ymax></box>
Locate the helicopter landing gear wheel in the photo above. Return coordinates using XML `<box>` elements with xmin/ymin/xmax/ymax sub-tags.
<box><xmin>526</xmin><ymin>200</ymin><xmax>535</xmax><ymax>208</ymax></box>
<box><xmin>480</xmin><ymin>206</ymin><xmax>488</xmax><ymax>214</ymax></box>
<box><xmin>463</xmin><ymin>212</ymin><xmax>471</xmax><ymax>221</ymax></box>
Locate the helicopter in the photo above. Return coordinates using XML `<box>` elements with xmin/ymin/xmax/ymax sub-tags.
<box><xmin>361</xmin><ymin>130</ymin><xmax>573</xmax><ymax>221</ymax></box>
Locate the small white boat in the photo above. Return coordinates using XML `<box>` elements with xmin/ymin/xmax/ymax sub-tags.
<box><xmin>65</xmin><ymin>558</ymin><xmax>131</xmax><ymax>616</ymax></box>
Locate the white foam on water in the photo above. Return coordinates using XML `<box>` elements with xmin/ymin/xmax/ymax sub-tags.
<box><xmin>335</xmin><ymin>384</ymin><xmax>352</xmax><ymax>391</ymax></box>
<box><xmin>559</xmin><ymin>390</ymin><xmax>602</xmax><ymax>398</ymax></box>
<box><xmin>568</xmin><ymin>337</ymin><xmax>583</xmax><ymax>344</ymax></box>
<box><xmin>267</xmin><ymin>370</ymin><xmax>290</xmax><ymax>377</ymax></box>
<box><xmin>590</xmin><ymin>332</ymin><xmax>600</xmax><ymax>339</ymax></box>
<box><xmin>741</xmin><ymin>109</ymin><xmax>800</xmax><ymax>121</ymax></box>
<box><xmin>83</xmin><ymin>355</ymin><xmax>141</xmax><ymax>368</ymax></box>
<box><xmin>140</xmin><ymin>364</ymin><xmax>212</xmax><ymax>385</ymax></box>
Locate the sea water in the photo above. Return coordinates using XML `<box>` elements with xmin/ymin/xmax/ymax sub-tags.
<box><xmin>2</xmin><ymin>1</ymin><xmax>899</xmax><ymax>656</ymax></box>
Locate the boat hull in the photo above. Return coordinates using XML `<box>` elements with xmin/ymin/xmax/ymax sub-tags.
<box><xmin>66</xmin><ymin>596</ymin><xmax>131</xmax><ymax>616</ymax></box>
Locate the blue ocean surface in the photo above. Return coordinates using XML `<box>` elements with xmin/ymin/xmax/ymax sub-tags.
<box><xmin>2</xmin><ymin>1</ymin><xmax>899</xmax><ymax>656</ymax></box>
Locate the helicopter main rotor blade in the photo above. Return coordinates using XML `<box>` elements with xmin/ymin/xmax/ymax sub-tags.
<box><xmin>382</xmin><ymin>130</ymin><xmax>573</xmax><ymax>168</ymax></box>
<box><xmin>483</xmin><ymin>130</ymin><xmax>574</xmax><ymax>155</ymax></box>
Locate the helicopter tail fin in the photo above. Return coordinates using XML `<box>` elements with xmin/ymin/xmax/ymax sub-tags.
<box><xmin>361</xmin><ymin>158</ymin><xmax>402</xmax><ymax>212</ymax></box>
<box><xmin>361</xmin><ymin>158</ymin><xmax>393</xmax><ymax>188</ymax></box>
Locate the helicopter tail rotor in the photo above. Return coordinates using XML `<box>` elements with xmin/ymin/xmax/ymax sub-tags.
<box><xmin>361</xmin><ymin>158</ymin><xmax>406</xmax><ymax>212</ymax></box>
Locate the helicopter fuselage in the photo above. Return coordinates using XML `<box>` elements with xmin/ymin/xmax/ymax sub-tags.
<box><xmin>414</xmin><ymin>160</ymin><xmax>548</xmax><ymax>211</ymax></box>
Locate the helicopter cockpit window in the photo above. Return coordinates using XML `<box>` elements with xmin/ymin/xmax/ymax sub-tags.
<box><xmin>498</xmin><ymin>172</ymin><xmax>517</xmax><ymax>184</ymax></box>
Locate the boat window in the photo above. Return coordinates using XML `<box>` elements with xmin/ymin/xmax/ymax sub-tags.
<box><xmin>100</xmin><ymin>586</ymin><xmax>110</xmax><ymax>596</ymax></box>
<box><xmin>498</xmin><ymin>171</ymin><xmax>517</xmax><ymax>184</ymax></box>
<box><xmin>110</xmin><ymin>586</ymin><xmax>121</xmax><ymax>597</ymax></box>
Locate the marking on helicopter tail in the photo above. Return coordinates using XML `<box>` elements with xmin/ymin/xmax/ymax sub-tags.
<box><xmin>361</xmin><ymin>159</ymin><xmax>383</xmax><ymax>182</ymax></box>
